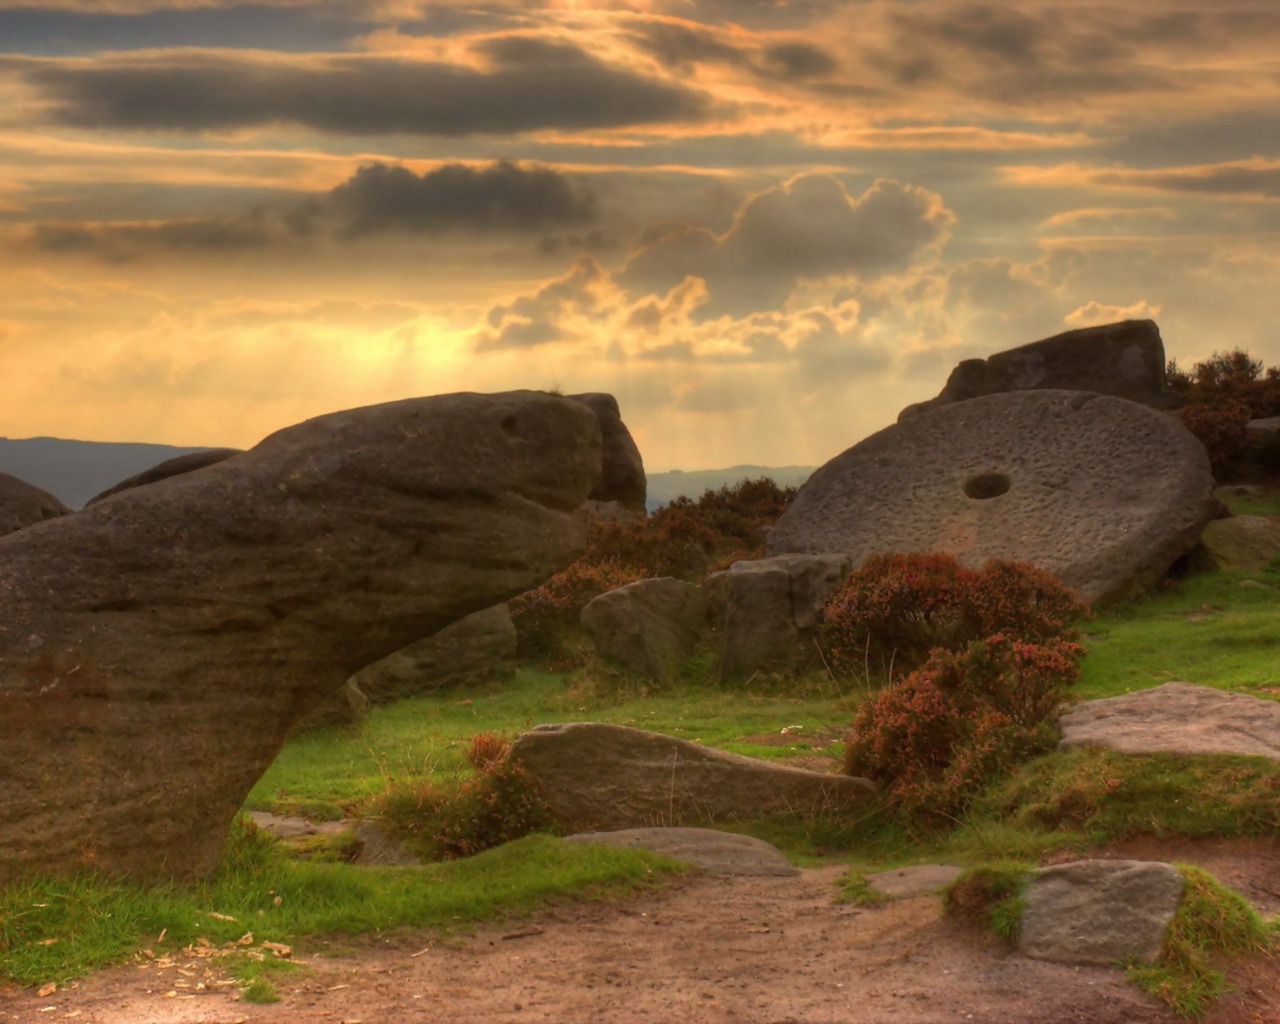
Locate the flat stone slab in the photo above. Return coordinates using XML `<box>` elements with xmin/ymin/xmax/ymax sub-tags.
<box><xmin>768</xmin><ymin>390</ymin><xmax>1217</xmax><ymax>605</ymax></box>
<box><xmin>565</xmin><ymin>827</ymin><xmax>799</xmax><ymax>877</ymax></box>
<box><xmin>246</xmin><ymin>811</ymin><xmax>349</xmax><ymax>839</ymax></box>
<box><xmin>866</xmin><ymin>863</ymin><xmax>964</xmax><ymax>899</ymax></box>
<box><xmin>1060</xmin><ymin>682</ymin><xmax>1280</xmax><ymax>761</ymax></box>
<box><xmin>1019</xmin><ymin>859</ymin><xmax>1183</xmax><ymax>966</ymax></box>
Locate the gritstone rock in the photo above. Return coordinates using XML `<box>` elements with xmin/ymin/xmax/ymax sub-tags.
<box><xmin>510</xmin><ymin>722</ymin><xmax>875</xmax><ymax>833</ymax></box>
<box><xmin>568</xmin><ymin>393</ymin><xmax>646</xmax><ymax>513</ymax></box>
<box><xmin>0</xmin><ymin>391</ymin><xmax>601</xmax><ymax>882</ymax></box>
<box><xmin>1059</xmin><ymin>682</ymin><xmax>1280</xmax><ymax>761</ymax></box>
<box><xmin>0</xmin><ymin>472</ymin><xmax>69</xmax><ymax>537</ymax></box>
<box><xmin>1195</xmin><ymin>516</ymin><xmax>1280</xmax><ymax>573</ymax></box>
<box><xmin>580</xmin><ymin>578</ymin><xmax>706</xmax><ymax>682</ymax></box>
<box><xmin>1018</xmin><ymin>860</ymin><xmax>1184</xmax><ymax>966</ymax></box>
<box><xmin>85</xmin><ymin>449</ymin><xmax>242</xmax><ymax>506</ymax></box>
<box><xmin>350</xmin><ymin>604</ymin><xmax>518</xmax><ymax>703</ymax></box>
<box><xmin>767</xmin><ymin>390</ymin><xmax>1217</xmax><ymax>605</ymax></box>
<box><xmin>565</xmin><ymin>827</ymin><xmax>799</xmax><ymax>877</ymax></box>
<box><xmin>900</xmin><ymin>319</ymin><xmax>1179</xmax><ymax>419</ymax></box>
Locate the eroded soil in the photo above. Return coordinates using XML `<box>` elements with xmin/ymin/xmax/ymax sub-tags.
<box><xmin>2</xmin><ymin>839</ymin><xmax>1277</xmax><ymax>1024</ymax></box>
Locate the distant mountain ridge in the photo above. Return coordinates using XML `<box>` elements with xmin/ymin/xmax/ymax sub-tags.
<box><xmin>0</xmin><ymin>437</ymin><xmax>215</xmax><ymax>510</ymax></box>
<box><xmin>0</xmin><ymin>437</ymin><xmax>813</xmax><ymax>512</ymax></box>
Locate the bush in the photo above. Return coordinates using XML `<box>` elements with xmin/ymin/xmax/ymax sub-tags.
<box><xmin>822</xmin><ymin>553</ymin><xmax>1087</xmax><ymax>680</ymax></box>
<box><xmin>844</xmin><ymin>635</ymin><xmax>1084</xmax><ymax>827</ymax></box>
<box><xmin>509</xmin><ymin>558</ymin><xmax>644</xmax><ymax>658</ymax></box>
<box><xmin>1167</xmin><ymin>348</ymin><xmax>1280</xmax><ymax>479</ymax></box>
<box><xmin>1178</xmin><ymin>401</ymin><xmax>1253</xmax><ymax>480</ymax></box>
<box><xmin>370</xmin><ymin>734</ymin><xmax>551</xmax><ymax>861</ymax></box>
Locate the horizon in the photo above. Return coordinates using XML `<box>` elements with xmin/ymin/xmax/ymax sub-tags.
<box><xmin>1</xmin><ymin>1</ymin><xmax>1277</xmax><ymax>469</ymax></box>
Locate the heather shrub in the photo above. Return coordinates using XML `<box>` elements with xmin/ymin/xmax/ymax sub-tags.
<box><xmin>822</xmin><ymin>553</ymin><xmax>1087</xmax><ymax>680</ymax></box>
<box><xmin>1167</xmin><ymin>348</ymin><xmax>1280</xmax><ymax>479</ymax></box>
<box><xmin>843</xmin><ymin>635</ymin><xmax>1084</xmax><ymax>827</ymax></box>
<box><xmin>1177</xmin><ymin>401</ymin><xmax>1253</xmax><ymax>480</ymax></box>
<box><xmin>370</xmin><ymin>734</ymin><xmax>551</xmax><ymax>860</ymax></box>
<box><xmin>509</xmin><ymin>558</ymin><xmax>644</xmax><ymax>657</ymax></box>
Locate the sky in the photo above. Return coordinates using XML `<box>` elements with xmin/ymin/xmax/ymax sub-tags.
<box><xmin>1</xmin><ymin>0</ymin><xmax>1277</xmax><ymax>471</ymax></box>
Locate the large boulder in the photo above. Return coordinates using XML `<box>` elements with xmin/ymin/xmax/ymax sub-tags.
<box><xmin>703</xmin><ymin>554</ymin><xmax>850</xmax><ymax>678</ymax></box>
<box><xmin>580</xmin><ymin>578</ymin><xmax>706</xmax><ymax>682</ymax></box>
<box><xmin>85</xmin><ymin>448</ymin><xmax>242</xmax><ymax>506</ymax></box>
<box><xmin>900</xmin><ymin>320</ymin><xmax>1179</xmax><ymax>419</ymax></box>
<box><xmin>1018</xmin><ymin>860</ymin><xmax>1184</xmax><ymax>966</ymax></box>
<box><xmin>0</xmin><ymin>391</ymin><xmax>602</xmax><ymax>882</ymax></box>
<box><xmin>768</xmin><ymin>390</ymin><xmax>1218</xmax><ymax>605</ymax></box>
<box><xmin>1195</xmin><ymin>515</ymin><xmax>1280</xmax><ymax>573</ymax></box>
<box><xmin>350</xmin><ymin>604</ymin><xmax>518</xmax><ymax>703</ymax></box>
<box><xmin>0</xmin><ymin>472</ymin><xmax>69</xmax><ymax>537</ymax></box>
<box><xmin>510</xmin><ymin>722</ymin><xmax>876</xmax><ymax>833</ymax></box>
<box><xmin>1059</xmin><ymin>681</ymin><xmax>1280</xmax><ymax>761</ymax></box>
<box><xmin>568</xmin><ymin>393</ymin><xmax>646</xmax><ymax>513</ymax></box>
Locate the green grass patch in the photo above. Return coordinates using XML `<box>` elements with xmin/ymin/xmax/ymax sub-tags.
<box><xmin>981</xmin><ymin>748</ymin><xmax>1280</xmax><ymax>845</ymax></box>
<box><xmin>943</xmin><ymin>861</ymin><xmax>1032</xmax><ymax>943</ymax></box>
<box><xmin>834</xmin><ymin>869</ymin><xmax>887</xmax><ymax>906</ymax></box>
<box><xmin>1078</xmin><ymin>569</ymin><xmax>1280</xmax><ymax>701</ymax></box>
<box><xmin>1128</xmin><ymin>865</ymin><xmax>1278</xmax><ymax>1019</ymax></box>
<box><xmin>0</xmin><ymin>823</ymin><xmax>683</xmax><ymax>987</ymax></box>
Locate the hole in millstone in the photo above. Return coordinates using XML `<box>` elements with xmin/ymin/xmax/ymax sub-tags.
<box><xmin>963</xmin><ymin>472</ymin><xmax>1011</xmax><ymax>500</ymax></box>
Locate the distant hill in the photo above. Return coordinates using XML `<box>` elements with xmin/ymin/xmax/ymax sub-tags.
<box><xmin>645</xmin><ymin>465</ymin><xmax>813</xmax><ymax>511</ymax></box>
<box><xmin>0</xmin><ymin>437</ymin><xmax>812</xmax><ymax>513</ymax></box>
<box><xmin>0</xmin><ymin>437</ymin><xmax>215</xmax><ymax>509</ymax></box>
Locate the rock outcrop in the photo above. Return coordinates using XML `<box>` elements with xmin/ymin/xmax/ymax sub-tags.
<box><xmin>703</xmin><ymin>554</ymin><xmax>850</xmax><ymax>678</ymax></box>
<box><xmin>569</xmin><ymin>393</ymin><xmax>646</xmax><ymax>514</ymax></box>
<box><xmin>351</xmin><ymin>604</ymin><xmax>518</xmax><ymax>703</ymax></box>
<box><xmin>0</xmin><ymin>472</ymin><xmax>69</xmax><ymax>537</ymax></box>
<box><xmin>1059</xmin><ymin>682</ymin><xmax>1280</xmax><ymax>761</ymax></box>
<box><xmin>900</xmin><ymin>320</ymin><xmax>1179</xmax><ymax>419</ymax></box>
<box><xmin>1018</xmin><ymin>860</ymin><xmax>1184</xmax><ymax>966</ymax></box>
<box><xmin>768</xmin><ymin>390</ymin><xmax>1218</xmax><ymax>605</ymax></box>
<box><xmin>1195</xmin><ymin>516</ymin><xmax>1280</xmax><ymax>573</ymax></box>
<box><xmin>86</xmin><ymin>449</ymin><xmax>242</xmax><ymax>506</ymax></box>
<box><xmin>0</xmin><ymin>391</ymin><xmax>602</xmax><ymax>881</ymax></box>
<box><xmin>580</xmin><ymin>578</ymin><xmax>706</xmax><ymax>682</ymax></box>
<box><xmin>565</xmin><ymin>827</ymin><xmax>799</xmax><ymax>877</ymax></box>
<box><xmin>511</xmin><ymin>722</ymin><xmax>875</xmax><ymax>833</ymax></box>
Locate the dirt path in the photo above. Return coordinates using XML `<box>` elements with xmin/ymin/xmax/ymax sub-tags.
<box><xmin>3</xmin><ymin>841</ymin><xmax>1277</xmax><ymax>1024</ymax></box>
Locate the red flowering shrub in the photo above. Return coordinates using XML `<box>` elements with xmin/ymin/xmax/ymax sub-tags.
<box><xmin>1167</xmin><ymin>348</ymin><xmax>1280</xmax><ymax>480</ymax></box>
<box><xmin>1178</xmin><ymin>401</ymin><xmax>1253</xmax><ymax>480</ymax></box>
<box><xmin>509</xmin><ymin>558</ymin><xmax>643</xmax><ymax>657</ymax></box>
<box><xmin>822</xmin><ymin>553</ymin><xmax>1087</xmax><ymax>679</ymax></box>
<box><xmin>844</xmin><ymin>635</ymin><xmax>1084</xmax><ymax>826</ymax></box>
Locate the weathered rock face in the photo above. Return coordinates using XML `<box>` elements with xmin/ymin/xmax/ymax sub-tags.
<box><xmin>85</xmin><ymin>448</ymin><xmax>242</xmax><ymax>506</ymax></box>
<box><xmin>0</xmin><ymin>391</ymin><xmax>602</xmax><ymax>882</ymax></box>
<box><xmin>511</xmin><ymin>722</ymin><xmax>876</xmax><ymax>833</ymax></box>
<box><xmin>703</xmin><ymin>554</ymin><xmax>851</xmax><ymax>678</ymax></box>
<box><xmin>0</xmin><ymin>472</ymin><xmax>69</xmax><ymax>537</ymax></box>
<box><xmin>350</xmin><ymin>604</ymin><xmax>518</xmax><ymax>703</ymax></box>
<box><xmin>568</xmin><ymin>393</ymin><xmax>646</xmax><ymax>513</ymax></box>
<box><xmin>1018</xmin><ymin>860</ymin><xmax>1184</xmax><ymax>966</ymax></box>
<box><xmin>564</xmin><ymin>827</ymin><xmax>799</xmax><ymax>877</ymax></box>
<box><xmin>1195</xmin><ymin>515</ymin><xmax>1280</xmax><ymax>573</ymax></box>
<box><xmin>768</xmin><ymin>390</ymin><xmax>1218</xmax><ymax>605</ymax></box>
<box><xmin>580</xmin><ymin>578</ymin><xmax>706</xmax><ymax>682</ymax></box>
<box><xmin>900</xmin><ymin>320</ymin><xmax>1179</xmax><ymax>419</ymax></box>
<box><xmin>1060</xmin><ymin>682</ymin><xmax>1280</xmax><ymax>761</ymax></box>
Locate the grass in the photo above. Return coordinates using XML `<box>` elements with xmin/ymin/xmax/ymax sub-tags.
<box><xmin>1128</xmin><ymin>865</ymin><xmax>1278</xmax><ymax>1019</ymax></box>
<box><xmin>943</xmin><ymin>862</ymin><xmax>1032</xmax><ymax>944</ymax></box>
<box><xmin>0</xmin><ymin>824</ymin><xmax>684</xmax><ymax>987</ymax></box>
<box><xmin>834</xmin><ymin>869</ymin><xmax>887</xmax><ymax>906</ymax></box>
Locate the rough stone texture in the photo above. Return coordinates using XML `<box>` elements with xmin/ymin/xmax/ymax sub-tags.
<box><xmin>1195</xmin><ymin>515</ymin><xmax>1280</xmax><ymax>573</ymax></box>
<box><xmin>85</xmin><ymin>449</ymin><xmax>242</xmax><ymax>506</ymax></box>
<box><xmin>1060</xmin><ymin>682</ymin><xmax>1280</xmax><ymax>761</ymax></box>
<box><xmin>703</xmin><ymin>554</ymin><xmax>851</xmax><ymax>678</ymax></box>
<box><xmin>350</xmin><ymin>604</ymin><xmax>517</xmax><ymax>704</ymax></box>
<box><xmin>1246</xmin><ymin>416</ymin><xmax>1280</xmax><ymax>454</ymax></box>
<box><xmin>1018</xmin><ymin>859</ymin><xmax>1184</xmax><ymax>966</ymax></box>
<box><xmin>768</xmin><ymin>390</ymin><xmax>1217</xmax><ymax>605</ymax></box>
<box><xmin>900</xmin><ymin>320</ymin><xmax>1179</xmax><ymax>419</ymax></box>
<box><xmin>0</xmin><ymin>472</ymin><xmax>69</xmax><ymax>537</ymax></box>
<box><xmin>580</xmin><ymin>578</ymin><xmax>706</xmax><ymax>682</ymax></box>
<box><xmin>866</xmin><ymin>864</ymin><xmax>965</xmax><ymax>899</ymax></box>
<box><xmin>510</xmin><ymin>722</ymin><xmax>876</xmax><ymax>833</ymax></box>
<box><xmin>0</xmin><ymin>391</ymin><xmax>602</xmax><ymax>882</ymax></box>
<box><xmin>295</xmin><ymin>677</ymin><xmax>369</xmax><ymax>731</ymax></box>
<box><xmin>568</xmin><ymin>393</ymin><xmax>646</xmax><ymax>514</ymax></box>
<box><xmin>564</xmin><ymin>827</ymin><xmax>799</xmax><ymax>877</ymax></box>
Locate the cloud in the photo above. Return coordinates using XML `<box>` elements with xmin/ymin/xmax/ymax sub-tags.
<box><xmin>1088</xmin><ymin>158</ymin><xmax>1280</xmax><ymax>200</ymax></box>
<box><xmin>1064</xmin><ymin>299</ymin><xmax>1162</xmax><ymax>327</ymax></box>
<box><xmin>13</xmin><ymin>40</ymin><xmax>713</xmax><ymax>136</ymax></box>
<box><xmin>618</xmin><ymin>173</ymin><xmax>955</xmax><ymax>316</ymax></box>
<box><xmin>18</xmin><ymin>160</ymin><xmax>599</xmax><ymax>259</ymax></box>
<box><xmin>626</xmin><ymin>17</ymin><xmax>838</xmax><ymax>82</ymax></box>
<box><xmin>474</xmin><ymin>255</ymin><xmax>613</xmax><ymax>351</ymax></box>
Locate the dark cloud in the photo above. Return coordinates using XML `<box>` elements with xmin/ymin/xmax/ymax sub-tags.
<box><xmin>15</xmin><ymin>41</ymin><xmax>712</xmax><ymax>135</ymax></box>
<box><xmin>20</xmin><ymin>160</ymin><xmax>600</xmax><ymax>258</ymax></box>
<box><xmin>1089</xmin><ymin>160</ymin><xmax>1280</xmax><ymax>200</ymax></box>
<box><xmin>618</xmin><ymin>173</ymin><xmax>955</xmax><ymax>317</ymax></box>
<box><xmin>756</xmin><ymin>42</ymin><xmax>838</xmax><ymax>80</ymax></box>
<box><xmin>475</xmin><ymin>255</ymin><xmax>605</xmax><ymax>351</ymax></box>
<box><xmin>626</xmin><ymin>18</ymin><xmax>837</xmax><ymax>83</ymax></box>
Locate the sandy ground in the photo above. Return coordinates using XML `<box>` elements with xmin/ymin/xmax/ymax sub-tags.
<box><xmin>2</xmin><ymin>838</ymin><xmax>1277</xmax><ymax>1024</ymax></box>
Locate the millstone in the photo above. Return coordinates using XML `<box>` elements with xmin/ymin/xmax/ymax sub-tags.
<box><xmin>767</xmin><ymin>390</ymin><xmax>1216</xmax><ymax>604</ymax></box>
